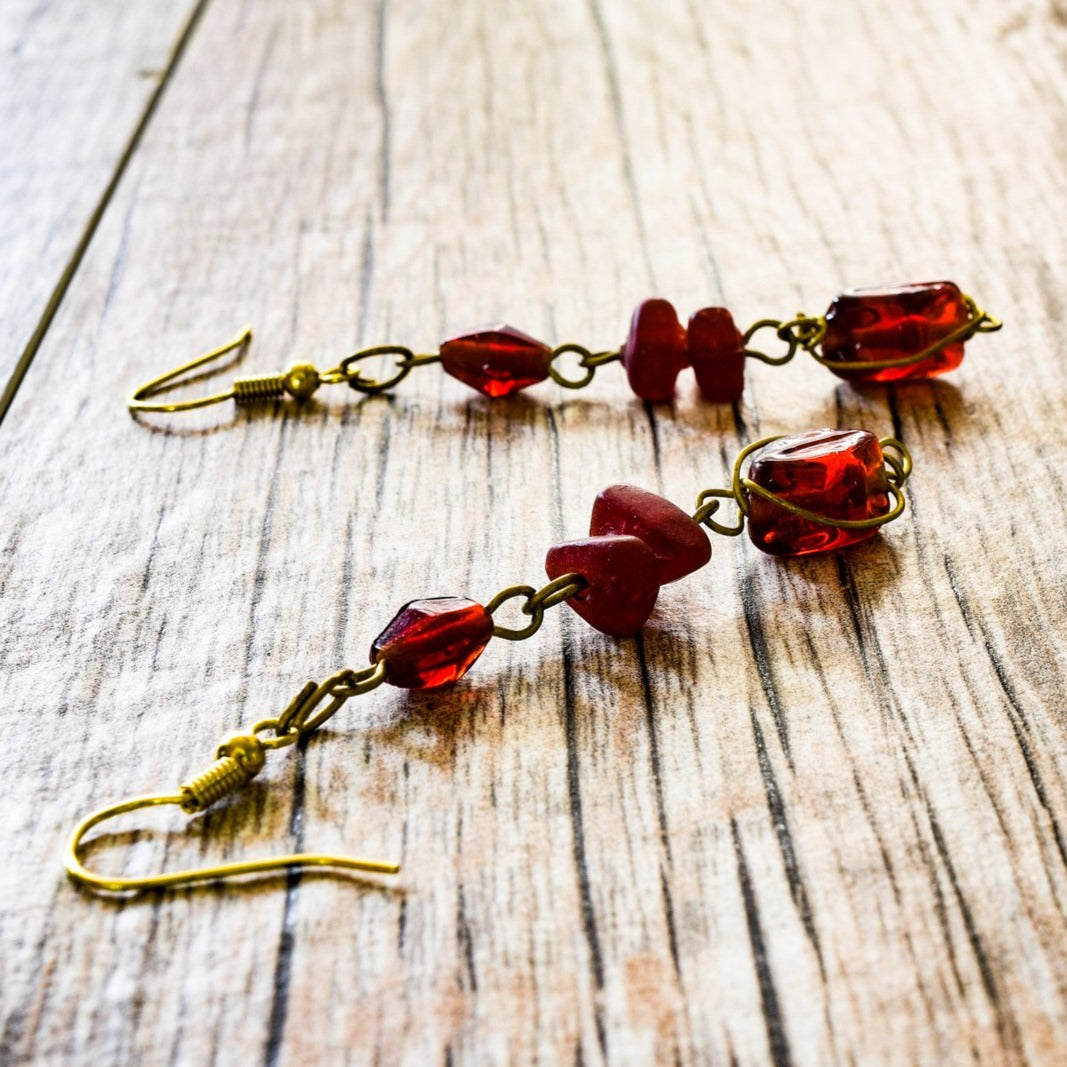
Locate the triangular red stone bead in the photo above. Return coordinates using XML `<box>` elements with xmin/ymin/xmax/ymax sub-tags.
<box><xmin>590</xmin><ymin>484</ymin><xmax>711</xmax><ymax>584</ymax></box>
<box><xmin>545</xmin><ymin>534</ymin><xmax>660</xmax><ymax>637</ymax></box>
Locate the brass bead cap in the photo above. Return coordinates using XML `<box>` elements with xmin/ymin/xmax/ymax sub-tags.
<box><xmin>283</xmin><ymin>363</ymin><xmax>321</xmax><ymax>400</ymax></box>
<box><xmin>216</xmin><ymin>734</ymin><xmax>267</xmax><ymax>777</ymax></box>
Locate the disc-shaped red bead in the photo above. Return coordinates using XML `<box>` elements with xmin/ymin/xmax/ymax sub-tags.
<box><xmin>687</xmin><ymin>307</ymin><xmax>745</xmax><ymax>402</ymax></box>
<box><xmin>821</xmin><ymin>281</ymin><xmax>971</xmax><ymax>383</ymax></box>
<box><xmin>440</xmin><ymin>323</ymin><xmax>552</xmax><ymax>398</ymax></box>
<box><xmin>746</xmin><ymin>429</ymin><xmax>890</xmax><ymax>556</ymax></box>
<box><xmin>371</xmin><ymin>597</ymin><xmax>493</xmax><ymax>688</ymax></box>
<box><xmin>545</xmin><ymin>534</ymin><xmax>660</xmax><ymax>637</ymax></box>
<box><xmin>590</xmin><ymin>484</ymin><xmax>711</xmax><ymax>584</ymax></box>
<box><xmin>621</xmin><ymin>299</ymin><xmax>687</xmax><ymax>401</ymax></box>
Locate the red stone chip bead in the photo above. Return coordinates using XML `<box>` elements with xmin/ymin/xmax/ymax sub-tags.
<box><xmin>821</xmin><ymin>281</ymin><xmax>972</xmax><ymax>383</ymax></box>
<box><xmin>371</xmin><ymin>597</ymin><xmax>493</xmax><ymax>688</ymax></box>
<box><xmin>545</xmin><ymin>535</ymin><xmax>660</xmax><ymax>637</ymax></box>
<box><xmin>687</xmin><ymin>307</ymin><xmax>746</xmax><ymax>402</ymax></box>
<box><xmin>745</xmin><ymin>429</ymin><xmax>890</xmax><ymax>556</ymax></box>
<box><xmin>590</xmin><ymin>484</ymin><xmax>711</xmax><ymax>584</ymax></box>
<box><xmin>621</xmin><ymin>299</ymin><xmax>687</xmax><ymax>401</ymax></box>
<box><xmin>439</xmin><ymin>323</ymin><xmax>552</xmax><ymax>398</ymax></box>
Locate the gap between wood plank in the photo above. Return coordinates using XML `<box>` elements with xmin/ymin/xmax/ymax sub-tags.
<box><xmin>0</xmin><ymin>0</ymin><xmax>212</xmax><ymax>430</ymax></box>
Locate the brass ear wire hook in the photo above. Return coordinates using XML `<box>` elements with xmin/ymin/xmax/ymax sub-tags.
<box><xmin>127</xmin><ymin>326</ymin><xmax>335</xmax><ymax>413</ymax></box>
<box><xmin>128</xmin><ymin>327</ymin><xmax>255</xmax><ymax>412</ymax></box>
<box><xmin>66</xmin><ymin>665</ymin><xmax>399</xmax><ymax>894</ymax></box>
<box><xmin>67</xmin><ymin>791</ymin><xmax>399</xmax><ymax>894</ymax></box>
<box><xmin>128</xmin><ymin>328</ymin><xmax>443</xmax><ymax>414</ymax></box>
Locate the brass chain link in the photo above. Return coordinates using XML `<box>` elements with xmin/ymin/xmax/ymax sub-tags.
<box><xmin>742</xmin><ymin>315</ymin><xmax>827</xmax><ymax>366</ymax></box>
<box><xmin>547</xmin><ymin>344</ymin><xmax>620</xmax><ymax>389</ymax></box>
<box><xmin>331</xmin><ymin>347</ymin><xmax>441</xmax><ymax>395</ymax></box>
<box><xmin>485</xmin><ymin>572</ymin><xmax>587</xmax><ymax>640</ymax></box>
<box><xmin>265</xmin><ymin>661</ymin><xmax>389</xmax><ymax>742</ymax></box>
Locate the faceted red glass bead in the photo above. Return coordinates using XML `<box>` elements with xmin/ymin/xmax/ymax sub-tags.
<box><xmin>545</xmin><ymin>534</ymin><xmax>660</xmax><ymax>637</ymax></box>
<box><xmin>439</xmin><ymin>323</ymin><xmax>552</xmax><ymax>398</ymax></box>
<box><xmin>821</xmin><ymin>281</ymin><xmax>971</xmax><ymax>383</ymax></box>
<box><xmin>371</xmin><ymin>597</ymin><xmax>493</xmax><ymax>689</ymax></box>
<box><xmin>687</xmin><ymin>307</ymin><xmax>746</xmax><ymax>402</ymax></box>
<box><xmin>746</xmin><ymin>429</ymin><xmax>890</xmax><ymax>556</ymax></box>
<box><xmin>621</xmin><ymin>299</ymin><xmax>687</xmax><ymax>401</ymax></box>
<box><xmin>590</xmin><ymin>484</ymin><xmax>711</xmax><ymax>584</ymax></box>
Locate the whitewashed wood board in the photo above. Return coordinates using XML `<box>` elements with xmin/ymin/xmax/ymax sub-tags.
<box><xmin>0</xmin><ymin>0</ymin><xmax>203</xmax><ymax>414</ymax></box>
<box><xmin>1</xmin><ymin>0</ymin><xmax>1066</xmax><ymax>1064</ymax></box>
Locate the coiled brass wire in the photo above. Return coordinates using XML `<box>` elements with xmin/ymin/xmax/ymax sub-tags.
<box><xmin>693</xmin><ymin>435</ymin><xmax>913</xmax><ymax>538</ymax></box>
<box><xmin>232</xmin><ymin>373</ymin><xmax>288</xmax><ymax>403</ymax></box>
<box><xmin>743</xmin><ymin>293</ymin><xmax>1001</xmax><ymax>373</ymax></box>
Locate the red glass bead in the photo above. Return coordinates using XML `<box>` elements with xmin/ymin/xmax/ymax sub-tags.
<box><xmin>590</xmin><ymin>484</ymin><xmax>711</xmax><ymax>584</ymax></box>
<box><xmin>746</xmin><ymin>429</ymin><xmax>890</xmax><ymax>557</ymax></box>
<box><xmin>821</xmin><ymin>281</ymin><xmax>971</xmax><ymax>383</ymax></box>
<box><xmin>621</xmin><ymin>299</ymin><xmax>687</xmax><ymax>401</ymax></box>
<box><xmin>439</xmin><ymin>323</ymin><xmax>552</xmax><ymax>398</ymax></box>
<box><xmin>545</xmin><ymin>534</ymin><xmax>660</xmax><ymax>637</ymax></box>
<box><xmin>371</xmin><ymin>597</ymin><xmax>493</xmax><ymax>689</ymax></box>
<box><xmin>687</xmin><ymin>307</ymin><xmax>746</xmax><ymax>402</ymax></box>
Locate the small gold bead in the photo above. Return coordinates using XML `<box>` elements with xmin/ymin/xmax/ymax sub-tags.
<box><xmin>217</xmin><ymin>734</ymin><xmax>267</xmax><ymax>776</ymax></box>
<box><xmin>283</xmin><ymin>363</ymin><xmax>321</xmax><ymax>400</ymax></box>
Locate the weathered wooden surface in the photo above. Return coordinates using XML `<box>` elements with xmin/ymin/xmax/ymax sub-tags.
<box><xmin>0</xmin><ymin>0</ymin><xmax>204</xmax><ymax>416</ymax></box>
<box><xmin>1</xmin><ymin>0</ymin><xmax>1066</xmax><ymax>1064</ymax></box>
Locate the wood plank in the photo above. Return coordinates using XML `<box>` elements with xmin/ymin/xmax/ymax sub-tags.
<box><xmin>1</xmin><ymin>0</ymin><xmax>1067</xmax><ymax>1063</ymax></box>
<box><xmin>0</xmin><ymin>0</ymin><xmax>204</xmax><ymax>418</ymax></box>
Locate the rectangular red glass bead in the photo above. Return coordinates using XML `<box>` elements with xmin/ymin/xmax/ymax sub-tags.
<box><xmin>821</xmin><ymin>281</ymin><xmax>971</xmax><ymax>382</ymax></box>
<box><xmin>746</xmin><ymin>429</ymin><xmax>889</xmax><ymax>556</ymax></box>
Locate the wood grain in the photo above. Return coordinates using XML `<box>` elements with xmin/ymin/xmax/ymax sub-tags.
<box><xmin>0</xmin><ymin>0</ymin><xmax>205</xmax><ymax>418</ymax></box>
<box><xmin>1</xmin><ymin>0</ymin><xmax>1066</xmax><ymax>1064</ymax></box>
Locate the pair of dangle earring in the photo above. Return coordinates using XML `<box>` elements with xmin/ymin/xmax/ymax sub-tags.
<box><xmin>70</xmin><ymin>279</ymin><xmax>1000</xmax><ymax>895</ymax></box>
<box><xmin>128</xmin><ymin>280</ymin><xmax>1000</xmax><ymax>414</ymax></box>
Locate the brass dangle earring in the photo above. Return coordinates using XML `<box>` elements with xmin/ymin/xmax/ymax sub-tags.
<box><xmin>67</xmin><ymin>428</ymin><xmax>911</xmax><ymax>894</ymax></box>
<box><xmin>127</xmin><ymin>281</ymin><xmax>1000</xmax><ymax>415</ymax></box>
